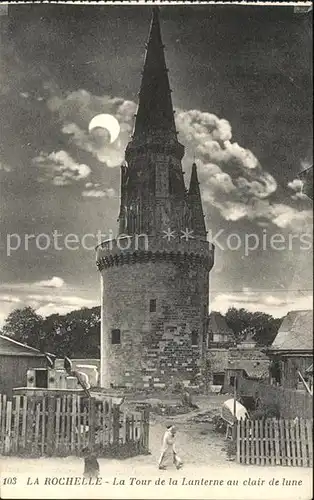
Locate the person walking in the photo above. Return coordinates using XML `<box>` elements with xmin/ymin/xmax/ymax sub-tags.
<box><xmin>158</xmin><ymin>424</ymin><xmax>183</xmax><ymax>470</ymax></box>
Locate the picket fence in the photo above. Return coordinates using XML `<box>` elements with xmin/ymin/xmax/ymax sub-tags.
<box><xmin>236</xmin><ymin>418</ymin><xmax>313</xmax><ymax>467</ymax></box>
<box><xmin>0</xmin><ymin>393</ymin><xmax>149</xmax><ymax>457</ymax></box>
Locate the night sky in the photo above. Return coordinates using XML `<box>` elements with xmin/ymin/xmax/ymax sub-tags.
<box><xmin>0</xmin><ymin>4</ymin><xmax>312</xmax><ymax>325</ymax></box>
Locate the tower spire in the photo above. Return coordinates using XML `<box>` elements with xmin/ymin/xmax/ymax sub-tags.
<box><xmin>132</xmin><ymin>7</ymin><xmax>177</xmax><ymax>141</ymax></box>
<box><xmin>188</xmin><ymin>162</ymin><xmax>207</xmax><ymax>237</ymax></box>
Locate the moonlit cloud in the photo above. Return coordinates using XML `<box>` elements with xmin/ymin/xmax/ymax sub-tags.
<box><xmin>203</xmin><ymin>197</ymin><xmax>312</xmax><ymax>231</ymax></box>
<box><xmin>44</xmin><ymin>86</ymin><xmax>312</xmax><ymax>231</ymax></box>
<box><xmin>288</xmin><ymin>178</ymin><xmax>304</xmax><ymax>191</ymax></box>
<box><xmin>33</xmin><ymin>150</ymin><xmax>91</xmax><ymax>186</ymax></box>
<box><xmin>174</xmin><ymin>109</ymin><xmax>313</xmax><ymax>230</ymax></box>
<box><xmin>288</xmin><ymin>178</ymin><xmax>309</xmax><ymax>201</ymax></box>
<box><xmin>46</xmin><ymin>90</ymin><xmax>136</xmax><ymax>168</ymax></box>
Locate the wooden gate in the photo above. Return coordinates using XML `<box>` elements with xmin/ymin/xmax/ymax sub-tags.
<box><xmin>236</xmin><ymin>418</ymin><xmax>313</xmax><ymax>467</ymax></box>
<box><xmin>0</xmin><ymin>393</ymin><xmax>149</xmax><ymax>457</ymax></box>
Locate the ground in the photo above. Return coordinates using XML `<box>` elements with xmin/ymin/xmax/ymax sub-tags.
<box><xmin>0</xmin><ymin>395</ymin><xmax>312</xmax><ymax>499</ymax></box>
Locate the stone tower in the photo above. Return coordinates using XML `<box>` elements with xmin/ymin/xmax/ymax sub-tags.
<box><xmin>96</xmin><ymin>8</ymin><xmax>214</xmax><ymax>389</ymax></box>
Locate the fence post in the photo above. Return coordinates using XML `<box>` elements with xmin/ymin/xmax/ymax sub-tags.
<box><xmin>88</xmin><ymin>398</ymin><xmax>96</xmax><ymax>451</ymax></box>
<box><xmin>143</xmin><ymin>408</ymin><xmax>150</xmax><ymax>452</ymax></box>
<box><xmin>46</xmin><ymin>396</ymin><xmax>55</xmax><ymax>456</ymax></box>
<box><xmin>13</xmin><ymin>396</ymin><xmax>20</xmax><ymax>454</ymax></box>
<box><xmin>4</xmin><ymin>400</ymin><xmax>12</xmax><ymax>454</ymax></box>
<box><xmin>26</xmin><ymin>397</ymin><xmax>35</xmax><ymax>454</ymax></box>
<box><xmin>0</xmin><ymin>394</ymin><xmax>6</xmax><ymax>455</ymax></box>
<box><xmin>112</xmin><ymin>405</ymin><xmax>120</xmax><ymax>445</ymax></box>
<box><xmin>125</xmin><ymin>415</ymin><xmax>130</xmax><ymax>443</ymax></box>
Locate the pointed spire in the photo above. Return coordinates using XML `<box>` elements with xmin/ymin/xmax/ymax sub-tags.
<box><xmin>189</xmin><ymin>162</ymin><xmax>201</xmax><ymax>195</ymax></box>
<box><xmin>188</xmin><ymin>162</ymin><xmax>207</xmax><ymax>237</ymax></box>
<box><xmin>133</xmin><ymin>7</ymin><xmax>177</xmax><ymax>141</ymax></box>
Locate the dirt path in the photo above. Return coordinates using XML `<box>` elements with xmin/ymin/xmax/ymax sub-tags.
<box><xmin>148</xmin><ymin>395</ymin><xmax>229</xmax><ymax>467</ymax></box>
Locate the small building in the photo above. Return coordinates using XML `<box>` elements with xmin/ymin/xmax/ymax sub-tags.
<box><xmin>206</xmin><ymin>320</ymin><xmax>269</xmax><ymax>392</ymax></box>
<box><xmin>0</xmin><ymin>335</ymin><xmax>47</xmax><ymax>398</ymax></box>
<box><xmin>268</xmin><ymin>310</ymin><xmax>313</xmax><ymax>390</ymax></box>
<box><xmin>207</xmin><ymin>312</ymin><xmax>235</xmax><ymax>347</ymax></box>
<box><xmin>223</xmin><ymin>344</ymin><xmax>270</xmax><ymax>392</ymax></box>
<box><xmin>205</xmin><ymin>313</ymin><xmax>235</xmax><ymax>390</ymax></box>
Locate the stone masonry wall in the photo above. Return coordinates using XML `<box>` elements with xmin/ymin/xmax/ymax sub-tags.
<box><xmin>100</xmin><ymin>259</ymin><xmax>208</xmax><ymax>389</ymax></box>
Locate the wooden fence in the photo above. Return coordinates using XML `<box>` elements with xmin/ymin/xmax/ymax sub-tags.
<box><xmin>0</xmin><ymin>393</ymin><xmax>149</xmax><ymax>457</ymax></box>
<box><xmin>236</xmin><ymin>418</ymin><xmax>313</xmax><ymax>467</ymax></box>
<box><xmin>237</xmin><ymin>376</ymin><xmax>313</xmax><ymax>419</ymax></box>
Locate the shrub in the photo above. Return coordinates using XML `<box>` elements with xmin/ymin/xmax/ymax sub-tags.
<box><xmin>251</xmin><ymin>401</ymin><xmax>281</xmax><ymax>420</ymax></box>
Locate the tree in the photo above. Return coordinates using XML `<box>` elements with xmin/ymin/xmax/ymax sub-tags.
<box><xmin>1</xmin><ymin>305</ymin><xmax>101</xmax><ymax>358</ymax></box>
<box><xmin>62</xmin><ymin>306</ymin><xmax>100</xmax><ymax>358</ymax></box>
<box><xmin>225</xmin><ymin>307</ymin><xmax>282</xmax><ymax>346</ymax></box>
<box><xmin>40</xmin><ymin>313</ymin><xmax>73</xmax><ymax>356</ymax></box>
<box><xmin>39</xmin><ymin>306</ymin><xmax>101</xmax><ymax>358</ymax></box>
<box><xmin>2</xmin><ymin>307</ymin><xmax>44</xmax><ymax>349</ymax></box>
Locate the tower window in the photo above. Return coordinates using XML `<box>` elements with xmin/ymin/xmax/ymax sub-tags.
<box><xmin>149</xmin><ymin>299</ymin><xmax>157</xmax><ymax>313</ymax></box>
<box><xmin>191</xmin><ymin>330</ymin><xmax>198</xmax><ymax>346</ymax></box>
<box><xmin>111</xmin><ymin>329</ymin><xmax>121</xmax><ymax>345</ymax></box>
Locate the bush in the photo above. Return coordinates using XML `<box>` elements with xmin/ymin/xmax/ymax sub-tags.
<box><xmin>251</xmin><ymin>401</ymin><xmax>280</xmax><ymax>420</ymax></box>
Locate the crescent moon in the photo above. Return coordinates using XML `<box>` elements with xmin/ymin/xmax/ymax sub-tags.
<box><xmin>88</xmin><ymin>114</ymin><xmax>120</xmax><ymax>144</ymax></box>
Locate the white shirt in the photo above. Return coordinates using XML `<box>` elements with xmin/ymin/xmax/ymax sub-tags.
<box><xmin>161</xmin><ymin>429</ymin><xmax>177</xmax><ymax>453</ymax></box>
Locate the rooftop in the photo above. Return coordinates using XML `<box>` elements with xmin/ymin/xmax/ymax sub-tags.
<box><xmin>208</xmin><ymin>312</ymin><xmax>235</xmax><ymax>337</ymax></box>
<box><xmin>270</xmin><ymin>309</ymin><xmax>313</xmax><ymax>352</ymax></box>
<box><xmin>0</xmin><ymin>334</ymin><xmax>44</xmax><ymax>357</ymax></box>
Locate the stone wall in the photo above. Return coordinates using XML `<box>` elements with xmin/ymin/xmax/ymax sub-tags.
<box><xmin>100</xmin><ymin>258</ymin><xmax>209</xmax><ymax>389</ymax></box>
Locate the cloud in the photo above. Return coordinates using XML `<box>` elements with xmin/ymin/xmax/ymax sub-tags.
<box><xmin>288</xmin><ymin>178</ymin><xmax>309</xmax><ymax>201</ymax></box>
<box><xmin>174</xmin><ymin>109</ymin><xmax>313</xmax><ymax>230</ymax></box>
<box><xmin>211</xmin><ymin>288</ymin><xmax>313</xmax><ymax>318</ymax></box>
<box><xmin>35</xmin><ymin>303</ymin><xmax>88</xmax><ymax>317</ymax></box>
<box><xmin>44</xmin><ymin>88</ymin><xmax>312</xmax><ymax>230</ymax></box>
<box><xmin>33</xmin><ymin>150</ymin><xmax>91</xmax><ymax>186</ymax></box>
<box><xmin>177</xmin><ymin>109</ymin><xmax>262</xmax><ymax>171</ymax></box>
<box><xmin>177</xmin><ymin>108</ymin><xmax>277</xmax><ymax>202</ymax></box>
<box><xmin>82</xmin><ymin>187</ymin><xmax>117</xmax><ymax>199</ymax></box>
<box><xmin>0</xmin><ymin>295</ymin><xmax>22</xmax><ymax>304</ymax></box>
<box><xmin>47</xmin><ymin>90</ymin><xmax>136</xmax><ymax>168</ymax></box>
<box><xmin>288</xmin><ymin>179</ymin><xmax>304</xmax><ymax>192</ymax></box>
<box><xmin>34</xmin><ymin>276</ymin><xmax>65</xmax><ymax>288</ymax></box>
<box><xmin>0</xmin><ymin>161</ymin><xmax>11</xmax><ymax>172</ymax></box>
<box><xmin>203</xmin><ymin>197</ymin><xmax>312</xmax><ymax>231</ymax></box>
<box><xmin>0</xmin><ymin>279</ymin><xmax>98</xmax><ymax>326</ymax></box>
